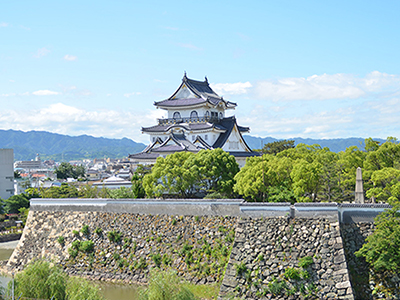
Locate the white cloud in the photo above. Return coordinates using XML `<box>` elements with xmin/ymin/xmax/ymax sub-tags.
<box><xmin>63</xmin><ymin>54</ymin><xmax>77</xmax><ymax>61</ymax></box>
<box><xmin>253</xmin><ymin>71</ymin><xmax>400</xmax><ymax>101</ymax></box>
<box><xmin>32</xmin><ymin>90</ymin><xmax>60</xmax><ymax>96</ymax></box>
<box><xmin>0</xmin><ymin>22</ymin><xmax>8</xmax><ymax>27</ymax></box>
<box><xmin>124</xmin><ymin>92</ymin><xmax>141</xmax><ymax>98</ymax></box>
<box><xmin>0</xmin><ymin>103</ymin><xmax>165</xmax><ymax>143</ymax></box>
<box><xmin>33</xmin><ymin>47</ymin><xmax>50</xmax><ymax>58</ymax></box>
<box><xmin>211</xmin><ymin>82</ymin><xmax>252</xmax><ymax>95</ymax></box>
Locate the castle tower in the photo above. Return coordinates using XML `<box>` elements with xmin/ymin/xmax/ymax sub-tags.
<box><xmin>129</xmin><ymin>74</ymin><xmax>258</xmax><ymax>167</ymax></box>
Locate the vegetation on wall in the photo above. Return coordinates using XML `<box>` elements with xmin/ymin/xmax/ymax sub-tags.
<box><xmin>355</xmin><ymin>204</ymin><xmax>400</xmax><ymax>298</ymax></box>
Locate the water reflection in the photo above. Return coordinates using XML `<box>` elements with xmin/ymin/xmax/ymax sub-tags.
<box><xmin>98</xmin><ymin>282</ymin><xmax>139</xmax><ymax>300</ymax></box>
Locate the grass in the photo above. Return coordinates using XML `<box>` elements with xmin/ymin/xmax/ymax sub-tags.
<box><xmin>182</xmin><ymin>282</ymin><xmax>220</xmax><ymax>299</ymax></box>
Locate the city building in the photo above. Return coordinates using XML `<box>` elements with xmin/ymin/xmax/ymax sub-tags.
<box><xmin>0</xmin><ymin>149</ymin><xmax>14</xmax><ymax>199</ymax></box>
<box><xmin>129</xmin><ymin>74</ymin><xmax>258</xmax><ymax>167</ymax></box>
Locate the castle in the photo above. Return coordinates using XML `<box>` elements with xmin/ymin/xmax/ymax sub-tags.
<box><xmin>128</xmin><ymin>73</ymin><xmax>258</xmax><ymax>167</ymax></box>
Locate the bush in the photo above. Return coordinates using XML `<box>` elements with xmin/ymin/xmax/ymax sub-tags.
<box><xmin>94</xmin><ymin>227</ymin><xmax>103</xmax><ymax>235</ymax></box>
<box><xmin>151</xmin><ymin>253</ymin><xmax>162</xmax><ymax>267</ymax></box>
<box><xmin>71</xmin><ymin>240</ymin><xmax>81</xmax><ymax>250</ymax></box>
<box><xmin>81</xmin><ymin>225</ymin><xmax>89</xmax><ymax>236</ymax></box>
<box><xmin>298</xmin><ymin>256</ymin><xmax>313</xmax><ymax>269</ymax></box>
<box><xmin>68</xmin><ymin>248</ymin><xmax>78</xmax><ymax>258</ymax></box>
<box><xmin>7</xmin><ymin>259</ymin><xmax>105</xmax><ymax>300</ymax></box>
<box><xmin>138</xmin><ymin>269</ymin><xmax>197</xmax><ymax>300</ymax></box>
<box><xmin>107</xmin><ymin>230</ymin><xmax>122</xmax><ymax>243</ymax></box>
<box><xmin>235</xmin><ymin>262</ymin><xmax>247</xmax><ymax>276</ymax></box>
<box><xmin>72</xmin><ymin>230</ymin><xmax>79</xmax><ymax>237</ymax></box>
<box><xmin>79</xmin><ymin>240</ymin><xmax>94</xmax><ymax>253</ymax></box>
<box><xmin>284</xmin><ymin>267</ymin><xmax>301</xmax><ymax>280</ymax></box>
<box><xmin>57</xmin><ymin>236</ymin><xmax>65</xmax><ymax>246</ymax></box>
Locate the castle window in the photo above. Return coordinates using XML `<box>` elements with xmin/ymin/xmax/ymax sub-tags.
<box><xmin>192</xmin><ymin>135</ymin><xmax>195</xmax><ymax>141</ymax></box>
<box><xmin>205</xmin><ymin>111</ymin><xmax>210</xmax><ymax>118</ymax></box>
<box><xmin>219</xmin><ymin>112</ymin><xmax>223</xmax><ymax>119</ymax></box>
<box><xmin>190</xmin><ymin>111</ymin><xmax>198</xmax><ymax>118</ymax></box>
<box><xmin>152</xmin><ymin>137</ymin><xmax>156</xmax><ymax>142</ymax></box>
<box><xmin>173</xmin><ymin>112</ymin><xmax>181</xmax><ymax>119</ymax></box>
<box><xmin>205</xmin><ymin>135</ymin><xmax>208</xmax><ymax>141</ymax></box>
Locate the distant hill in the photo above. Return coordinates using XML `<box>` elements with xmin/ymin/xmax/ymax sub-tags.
<box><xmin>243</xmin><ymin>135</ymin><xmax>387</xmax><ymax>153</ymax></box>
<box><xmin>0</xmin><ymin>130</ymin><xmax>146</xmax><ymax>161</ymax></box>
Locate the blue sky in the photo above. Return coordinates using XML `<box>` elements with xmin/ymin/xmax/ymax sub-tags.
<box><xmin>1</xmin><ymin>1</ymin><xmax>400</xmax><ymax>143</ymax></box>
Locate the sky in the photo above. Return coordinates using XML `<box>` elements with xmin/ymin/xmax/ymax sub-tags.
<box><xmin>1</xmin><ymin>1</ymin><xmax>400</xmax><ymax>144</ymax></box>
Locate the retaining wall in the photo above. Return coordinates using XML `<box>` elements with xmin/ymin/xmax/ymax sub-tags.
<box><xmin>5</xmin><ymin>199</ymin><xmax>394</xmax><ymax>299</ymax></box>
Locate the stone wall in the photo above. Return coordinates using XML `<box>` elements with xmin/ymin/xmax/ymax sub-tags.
<box><xmin>341</xmin><ymin>222</ymin><xmax>374</xmax><ymax>300</ymax></box>
<box><xmin>220</xmin><ymin>217</ymin><xmax>354</xmax><ymax>300</ymax></box>
<box><xmin>9</xmin><ymin>200</ymin><xmax>396</xmax><ymax>299</ymax></box>
<box><xmin>7</xmin><ymin>210</ymin><xmax>237</xmax><ymax>285</ymax></box>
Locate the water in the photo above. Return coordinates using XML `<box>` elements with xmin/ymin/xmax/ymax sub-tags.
<box><xmin>0</xmin><ymin>242</ymin><xmax>139</xmax><ymax>300</ymax></box>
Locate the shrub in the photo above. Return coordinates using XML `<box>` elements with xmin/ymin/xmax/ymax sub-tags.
<box><xmin>284</xmin><ymin>267</ymin><xmax>301</xmax><ymax>280</ymax></box>
<box><xmin>79</xmin><ymin>240</ymin><xmax>94</xmax><ymax>253</ymax></box>
<box><xmin>57</xmin><ymin>236</ymin><xmax>65</xmax><ymax>246</ymax></box>
<box><xmin>138</xmin><ymin>269</ymin><xmax>196</xmax><ymax>300</ymax></box>
<box><xmin>298</xmin><ymin>256</ymin><xmax>314</xmax><ymax>269</ymax></box>
<box><xmin>137</xmin><ymin>257</ymin><xmax>147</xmax><ymax>270</ymax></box>
<box><xmin>68</xmin><ymin>248</ymin><xmax>78</xmax><ymax>258</ymax></box>
<box><xmin>268</xmin><ymin>277</ymin><xmax>286</xmax><ymax>296</ymax></box>
<box><xmin>72</xmin><ymin>230</ymin><xmax>79</xmax><ymax>237</ymax></box>
<box><xmin>107</xmin><ymin>230</ymin><xmax>122</xmax><ymax>243</ymax></box>
<box><xmin>162</xmin><ymin>254</ymin><xmax>172</xmax><ymax>266</ymax></box>
<box><xmin>80</xmin><ymin>225</ymin><xmax>89</xmax><ymax>236</ymax></box>
<box><xmin>71</xmin><ymin>240</ymin><xmax>81</xmax><ymax>250</ymax></box>
<box><xmin>151</xmin><ymin>253</ymin><xmax>162</xmax><ymax>267</ymax></box>
<box><xmin>235</xmin><ymin>262</ymin><xmax>247</xmax><ymax>276</ymax></box>
<box><xmin>113</xmin><ymin>252</ymin><xmax>120</xmax><ymax>261</ymax></box>
<box><xmin>172</xmin><ymin>218</ymin><xmax>177</xmax><ymax>225</ymax></box>
<box><xmin>94</xmin><ymin>227</ymin><xmax>103</xmax><ymax>235</ymax></box>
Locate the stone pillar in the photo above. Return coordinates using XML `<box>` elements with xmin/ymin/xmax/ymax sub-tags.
<box><xmin>355</xmin><ymin>167</ymin><xmax>364</xmax><ymax>203</ymax></box>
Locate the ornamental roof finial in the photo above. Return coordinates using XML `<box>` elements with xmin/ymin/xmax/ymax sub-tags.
<box><xmin>183</xmin><ymin>71</ymin><xmax>187</xmax><ymax>81</ymax></box>
<box><xmin>205</xmin><ymin>76</ymin><xmax>208</xmax><ymax>83</ymax></box>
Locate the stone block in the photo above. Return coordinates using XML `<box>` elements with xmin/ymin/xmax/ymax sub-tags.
<box><xmin>336</xmin><ymin>281</ymin><xmax>351</xmax><ymax>289</ymax></box>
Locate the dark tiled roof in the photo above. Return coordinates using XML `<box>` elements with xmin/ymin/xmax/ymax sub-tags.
<box><xmin>212</xmin><ymin>116</ymin><xmax>254</xmax><ymax>153</ymax></box>
<box><xmin>128</xmin><ymin>152</ymin><xmax>160</xmax><ymax>159</ymax></box>
<box><xmin>185</xmin><ymin>77</ymin><xmax>219</xmax><ymax>98</ymax></box>
<box><xmin>154</xmin><ymin>98</ymin><xmax>206</xmax><ymax>107</ymax></box>
<box><xmin>154</xmin><ymin>75</ymin><xmax>237</xmax><ymax>109</ymax></box>
<box><xmin>228</xmin><ymin>151</ymin><xmax>261</xmax><ymax>157</ymax></box>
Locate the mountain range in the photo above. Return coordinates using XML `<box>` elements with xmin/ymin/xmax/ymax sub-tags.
<box><xmin>0</xmin><ymin>129</ymin><xmax>387</xmax><ymax>161</ymax></box>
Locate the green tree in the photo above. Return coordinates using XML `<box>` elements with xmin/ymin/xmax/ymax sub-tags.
<box><xmin>257</xmin><ymin>139</ymin><xmax>295</xmax><ymax>155</ymax></box>
<box><xmin>366</xmin><ymin>168</ymin><xmax>400</xmax><ymax>205</ymax></box>
<box><xmin>143</xmin><ymin>152</ymin><xmax>197</xmax><ymax>198</ymax></box>
<box><xmin>190</xmin><ymin>149</ymin><xmax>239</xmax><ymax>197</ymax></box>
<box><xmin>143</xmin><ymin>150</ymin><xmax>239</xmax><ymax>198</ymax></box>
<box><xmin>355</xmin><ymin>205</ymin><xmax>400</xmax><ymax>297</ymax></box>
<box><xmin>3</xmin><ymin>194</ymin><xmax>30</xmax><ymax>214</ymax></box>
<box><xmin>234</xmin><ymin>154</ymin><xmax>294</xmax><ymax>202</ymax></box>
<box><xmin>41</xmin><ymin>183</ymin><xmax>79</xmax><ymax>198</ymax></box>
<box><xmin>55</xmin><ymin>162</ymin><xmax>86</xmax><ymax>180</ymax></box>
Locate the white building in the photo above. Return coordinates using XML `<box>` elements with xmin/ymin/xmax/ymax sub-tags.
<box><xmin>129</xmin><ymin>74</ymin><xmax>258</xmax><ymax>167</ymax></box>
<box><xmin>0</xmin><ymin>149</ymin><xmax>14</xmax><ymax>199</ymax></box>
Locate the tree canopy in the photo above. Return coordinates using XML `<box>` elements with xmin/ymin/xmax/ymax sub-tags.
<box><xmin>234</xmin><ymin>137</ymin><xmax>400</xmax><ymax>203</ymax></box>
<box><xmin>143</xmin><ymin>149</ymin><xmax>239</xmax><ymax>198</ymax></box>
<box><xmin>55</xmin><ymin>162</ymin><xmax>86</xmax><ymax>180</ymax></box>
